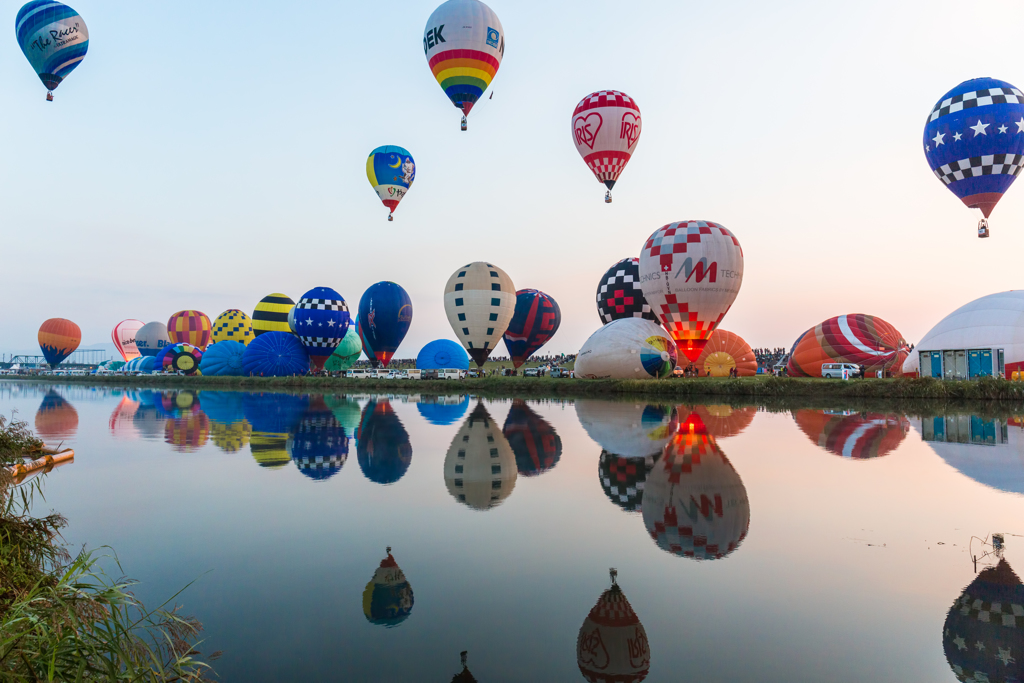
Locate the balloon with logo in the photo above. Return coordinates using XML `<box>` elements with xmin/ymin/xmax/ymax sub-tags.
<box><xmin>16</xmin><ymin>1</ymin><xmax>89</xmax><ymax>101</ymax></box>
<box><xmin>38</xmin><ymin>318</ymin><xmax>81</xmax><ymax>368</ymax></box>
<box><xmin>923</xmin><ymin>78</ymin><xmax>1024</xmax><ymax>237</ymax></box>
<box><xmin>290</xmin><ymin>287</ymin><xmax>351</xmax><ymax>371</ymax></box>
<box><xmin>367</xmin><ymin>146</ymin><xmax>416</xmax><ymax>222</ymax></box>
<box><xmin>444</xmin><ymin>261</ymin><xmax>516</xmax><ymax>366</ymax></box>
<box><xmin>111</xmin><ymin>319</ymin><xmax>144</xmax><ymax>362</ymax></box>
<box><xmin>572</xmin><ymin>90</ymin><xmax>642</xmax><ymax>203</ymax></box>
<box><xmin>167</xmin><ymin>310</ymin><xmax>212</xmax><ymax>351</ymax></box>
<box><xmin>638</xmin><ymin>221</ymin><xmax>744</xmax><ymax>363</ymax></box>
<box><xmin>577</xmin><ymin>570</ymin><xmax>650</xmax><ymax>683</ymax></box>
<box><xmin>423</xmin><ymin>0</ymin><xmax>504</xmax><ymax>131</ymax></box>
<box><xmin>358</xmin><ymin>282</ymin><xmax>413</xmax><ymax>367</ymax></box>
<box><xmin>252</xmin><ymin>293</ymin><xmax>294</xmax><ymax>337</ymax></box>
<box><xmin>211</xmin><ymin>309</ymin><xmax>254</xmax><ymax>345</ymax></box>
<box><xmin>502</xmin><ymin>289</ymin><xmax>561</xmax><ymax>369</ymax></box>
<box><xmin>135</xmin><ymin>322</ymin><xmax>170</xmax><ymax>358</ymax></box>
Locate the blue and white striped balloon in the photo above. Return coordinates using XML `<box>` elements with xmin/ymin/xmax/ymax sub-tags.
<box><xmin>15</xmin><ymin>1</ymin><xmax>89</xmax><ymax>97</ymax></box>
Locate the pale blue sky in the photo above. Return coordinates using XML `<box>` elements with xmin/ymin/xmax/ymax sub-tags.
<box><xmin>4</xmin><ymin>0</ymin><xmax>1024</xmax><ymax>357</ymax></box>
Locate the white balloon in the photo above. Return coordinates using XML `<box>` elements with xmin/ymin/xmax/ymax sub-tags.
<box><xmin>444</xmin><ymin>262</ymin><xmax>516</xmax><ymax>366</ymax></box>
<box><xmin>444</xmin><ymin>400</ymin><xmax>517</xmax><ymax>510</ymax></box>
<box><xmin>574</xmin><ymin>318</ymin><xmax>677</xmax><ymax>380</ymax></box>
<box><xmin>111</xmin><ymin>319</ymin><xmax>144</xmax><ymax>362</ymax></box>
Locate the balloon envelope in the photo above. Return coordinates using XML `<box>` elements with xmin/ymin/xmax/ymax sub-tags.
<box><xmin>291</xmin><ymin>287</ymin><xmax>351</xmax><ymax>371</ymax></box>
<box><xmin>199</xmin><ymin>341</ymin><xmax>246</xmax><ymax>377</ymax></box>
<box><xmin>502</xmin><ymin>289</ymin><xmax>560</xmax><ymax>368</ymax></box>
<box><xmin>111</xmin><ymin>319</ymin><xmax>144</xmax><ymax>362</ymax></box>
<box><xmin>38</xmin><ymin>318</ymin><xmax>81</xmax><ymax>368</ymax></box>
<box><xmin>362</xmin><ymin>549</ymin><xmax>414</xmax><ymax>627</ymax></box>
<box><xmin>35</xmin><ymin>390</ymin><xmax>78</xmax><ymax>440</ymax></box>
<box><xmin>288</xmin><ymin>398</ymin><xmax>349</xmax><ymax>480</ymax></box>
<box><xmin>252</xmin><ymin>293</ymin><xmax>295</xmax><ymax>337</ymax></box>
<box><xmin>502</xmin><ymin>399</ymin><xmax>561</xmax><ymax>476</ymax></box>
<box><xmin>242</xmin><ymin>332</ymin><xmax>309</xmax><ymax>377</ymax></box>
<box><xmin>572</xmin><ymin>90</ymin><xmax>642</xmax><ymax>191</ymax></box>
<box><xmin>167</xmin><ymin>310</ymin><xmax>212</xmax><ymax>351</ymax></box>
<box><xmin>785</xmin><ymin>314</ymin><xmax>910</xmax><ymax>377</ymax></box>
<box><xmin>444</xmin><ymin>262</ymin><xmax>516</xmax><ymax>366</ymax></box>
<box><xmin>423</xmin><ymin>0</ymin><xmax>504</xmax><ymax>118</ymax></box>
<box><xmin>597</xmin><ymin>258</ymin><xmax>657</xmax><ymax>325</ymax></box>
<box><xmin>367</xmin><ymin>146</ymin><xmax>416</xmax><ymax>217</ymax></box>
<box><xmin>416</xmin><ymin>339</ymin><xmax>469</xmax><ymax>370</ymax></box>
<box><xmin>575</xmin><ymin>318</ymin><xmax>677</xmax><ymax>380</ymax></box>
<box><xmin>794</xmin><ymin>410</ymin><xmax>909</xmax><ymax>459</ymax></box>
<box><xmin>695</xmin><ymin>329</ymin><xmax>757</xmax><ymax>377</ymax></box>
<box><xmin>211</xmin><ymin>309</ymin><xmax>254</xmax><ymax>345</ymax></box>
<box><xmin>416</xmin><ymin>395</ymin><xmax>470</xmax><ymax>426</ymax></box>
<box><xmin>577</xmin><ymin>577</ymin><xmax>650</xmax><ymax>683</ymax></box>
<box><xmin>357</xmin><ymin>400</ymin><xmax>413</xmax><ymax>484</ymax></box>
<box><xmin>324</xmin><ymin>325</ymin><xmax>363</xmax><ymax>372</ymax></box>
<box><xmin>16</xmin><ymin>1</ymin><xmax>88</xmax><ymax>93</ymax></box>
<box><xmin>358</xmin><ymin>282</ymin><xmax>413</xmax><ymax>367</ymax></box>
<box><xmin>159</xmin><ymin>343</ymin><xmax>203</xmax><ymax>375</ymax></box>
<box><xmin>136</xmin><ymin>322</ymin><xmax>170</xmax><ymax>358</ymax></box>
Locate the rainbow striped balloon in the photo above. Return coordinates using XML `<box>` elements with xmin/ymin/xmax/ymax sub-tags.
<box><xmin>423</xmin><ymin>0</ymin><xmax>504</xmax><ymax>125</ymax></box>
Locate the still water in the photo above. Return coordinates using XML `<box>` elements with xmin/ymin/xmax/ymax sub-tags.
<box><xmin>4</xmin><ymin>381</ymin><xmax>1024</xmax><ymax>682</ymax></box>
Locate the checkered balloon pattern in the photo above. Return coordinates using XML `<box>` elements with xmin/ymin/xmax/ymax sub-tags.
<box><xmin>291</xmin><ymin>287</ymin><xmax>351</xmax><ymax>370</ymax></box>
<box><xmin>288</xmin><ymin>406</ymin><xmax>349</xmax><ymax>481</ymax></box>
<box><xmin>599</xmin><ymin>451</ymin><xmax>658</xmax><ymax>513</ymax></box>
<box><xmin>211</xmin><ymin>309</ymin><xmax>254</xmax><ymax>345</ymax></box>
<box><xmin>572</xmin><ymin>90</ymin><xmax>642</xmax><ymax>189</ymax></box>
<box><xmin>596</xmin><ymin>258</ymin><xmax>656</xmax><ymax>325</ymax></box>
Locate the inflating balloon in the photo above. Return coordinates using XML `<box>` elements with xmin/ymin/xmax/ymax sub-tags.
<box><xmin>363</xmin><ymin>547</ymin><xmax>414</xmax><ymax>627</ymax></box>
<box><xmin>367</xmin><ymin>146</ymin><xmax>416</xmax><ymax>221</ymax></box>
<box><xmin>159</xmin><ymin>343</ymin><xmax>203</xmax><ymax>375</ymax></box>
<box><xmin>444</xmin><ymin>262</ymin><xmax>516</xmax><ymax>366</ymax></box>
<box><xmin>572</xmin><ymin>90</ymin><xmax>641</xmax><ymax>203</ymax></box>
<box><xmin>252</xmin><ymin>293</ymin><xmax>295</xmax><ymax>337</ymax></box>
<box><xmin>502</xmin><ymin>289</ymin><xmax>560</xmax><ymax>369</ymax></box>
<box><xmin>416</xmin><ymin>339</ymin><xmax>469</xmax><ymax>370</ymax></box>
<box><xmin>358</xmin><ymin>282</ymin><xmax>412</xmax><ymax>367</ymax></box>
<box><xmin>211</xmin><ymin>309</ymin><xmax>254</xmax><ymax>345</ymax></box>
<box><xmin>199</xmin><ymin>340</ymin><xmax>246</xmax><ymax>376</ymax></box>
<box><xmin>923</xmin><ymin>78</ymin><xmax>1024</xmax><ymax>237</ymax></box>
<box><xmin>423</xmin><ymin>0</ymin><xmax>504</xmax><ymax>130</ymax></box>
<box><xmin>597</xmin><ymin>258</ymin><xmax>657</xmax><ymax>325</ymax></box>
<box><xmin>695</xmin><ymin>329</ymin><xmax>756</xmax><ymax>377</ymax></box>
<box><xmin>167</xmin><ymin>310</ymin><xmax>212</xmax><ymax>351</ymax></box>
<box><xmin>785</xmin><ymin>314</ymin><xmax>909</xmax><ymax>378</ymax></box>
<box><xmin>37</xmin><ymin>318</ymin><xmax>80</xmax><ymax>368</ymax></box>
<box><xmin>575</xmin><ymin>318</ymin><xmax>677</xmax><ymax>380</ymax></box>
<box><xmin>136</xmin><ymin>322</ymin><xmax>170</xmax><ymax>358</ymax></box>
<box><xmin>16</xmin><ymin>1</ymin><xmax>88</xmax><ymax>101</ymax></box>
<box><xmin>793</xmin><ymin>410</ymin><xmax>909</xmax><ymax>459</ymax></box>
<box><xmin>242</xmin><ymin>331</ymin><xmax>309</xmax><ymax>377</ymax></box>
<box><xmin>639</xmin><ymin>221</ymin><xmax>744</xmax><ymax>362</ymax></box>
<box><xmin>324</xmin><ymin>325</ymin><xmax>362</xmax><ymax>373</ymax></box>
<box><xmin>111</xmin><ymin>319</ymin><xmax>144</xmax><ymax>362</ymax></box>
<box><xmin>291</xmin><ymin>287</ymin><xmax>351</xmax><ymax>371</ymax></box>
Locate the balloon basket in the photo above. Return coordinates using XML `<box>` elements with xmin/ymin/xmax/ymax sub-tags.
<box><xmin>461</xmin><ymin>116</ymin><xmax>468</xmax><ymax>132</ymax></box>
<box><xmin>388</xmin><ymin>213</ymin><xmax>394</xmax><ymax>222</ymax></box>
<box><xmin>46</xmin><ymin>91</ymin><xmax>53</xmax><ymax>102</ymax></box>
<box><xmin>604</xmin><ymin>190</ymin><xmax>612</xmax><ymax>204</ymax></box>
<box><xmin>978</xmin><ymin>218</ymin><xmax>990</xmax><ymax>238</ymax></box>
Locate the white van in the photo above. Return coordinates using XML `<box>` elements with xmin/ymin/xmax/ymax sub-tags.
<box><xmin>438</xmin><ymin>369</ymin><xmax>463</xmax><ymax>380</ymax></box>
<box><xmin>821</xmin><ymin>363</ymin><xmax>860</xmax><ymax>379</ymax></box>
<box><xmin>405</xmin><ymin>369</ymin><xmax>421</xmax><ymax>380</ymax></box>
<box><xmin>346</xmin><ymin>369</ymin><xmax>372</xmax><ymax>379</ymax></box>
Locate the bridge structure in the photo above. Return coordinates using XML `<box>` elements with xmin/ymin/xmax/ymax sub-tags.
<box><xmin>2</xmin><ymin>349</ymin><xmax>111</xmax><ymax>368</ymax></box>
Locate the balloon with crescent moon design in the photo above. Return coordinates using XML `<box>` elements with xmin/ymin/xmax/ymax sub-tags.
<box><xmin>367</xmin><ymin>146</ymin><xmax>416</xmax><ymax>221</ymax></box>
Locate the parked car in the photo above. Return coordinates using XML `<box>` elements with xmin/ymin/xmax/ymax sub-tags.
<box><xmin>550</xmin><ymin>367</ymin><xmax>571</xmax><ymax>378</ymax></box>
<box><xmin>524</xmin><ymin>367</ymin><xmax>541</xmax><ymax>377</ymax></box>
<box><xmin>405</xmin><ymin>369</ymin><xmax>421</xmax><ymax>380</ymax></box>
<box><xmin>346</xmin><ymin>369</ymin><xmax>372</xmax><ymax>379</ymax></box>
<box><xmin>821</xmin><ymin>363</ymin><xmax>861</xmax><ymax>379</ymax></box>
<box><xmin>438</xmin><ymin>369</ymin><xmax>463</xmax><ymax>380</ymax></box>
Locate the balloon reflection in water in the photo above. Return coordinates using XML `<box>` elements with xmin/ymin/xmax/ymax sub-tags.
<box><xmin>108</xmin><ymin>395</ymin><xmax>139</xmax><ymax>439</ymax></box>
<box><xmin>416</xmin><ymin>395</ymin><xmax>470</xmax><ymax>426</ymax></box>
<box><xmin>943</xmin><ymin>557</ymin><xmax>1024</xmax><ymax>682</ymax></box>
<box><xmin>599</xmin><ymin>451</ymin><xmax>660</xmax><ymax>513</ymax></box>
<box><xmin>444</xmin><ymin>400</ymin><xmax>517</xmax><ymax>510</ymax></box>
<box><xmin>323</xmin><ymin>395</ymin><xmax>362</xmax><ymax>437</ymax></box>
<box><xmin>503</xmin><ymin>399</ymin><xmax>561</xmax><ymax>476</ymax></box>
<box><xmin>794</xmin><ymin>410</ymin><xmax>910</xmax><ymax>459</ymax></box>
<box><xmin>577</xmin><ymin>570</ymin><xmax>650</xmax><ymax>683</ymax></box>
<box><xmin>35</xmin><ymin>390</ymin><xmax>79</xmax><ymax>441</ymax></box>
<box><xmin>643</xmin><ymin>412</ymin><xmax>750</xmax><ymax>560</ymax></box>
<box><xmin>691</xmin><ymin>405</ymin><xmax>756</xmax><ymax>439</ymax></box>
<box><xmin>362</xmin><ymin>547</ymin><xmax>414</xmax><ymax>627</ymax></box>
<box><xmin>162</xmin><ymin>392</ymin><xmax>209</xmax><ymax>452</ymax></box>
<box><xmin>130</xmin><ymin>392</ymin><xmax>168</xmax><ymax>439</ymax></box>
<box><xmin>450</xmin><ymin>651</ymin><xmax>477</xmax><ymax>683</ymax></box>
<box><xmin>576</xmin><ymin>401</ymin><xmax>676</xmax><ymax>459</ymax></box>
<box><xmin>916</xmin><ymin>415</ymin><xmax>1024</xmax><ymax>495</ymax></box>
<box><xmin>200</xmin><ymin>392</ymin><xmax>251</xmax><ymax>453</ymax></box>
<box><xmin>357</xmin><ymin>400</ymin><xmax>412</xmax><ymax>484</ymax></box>
<box><xmin>287</xmin><ymin>397</ymin><xmax>349</xmax><ymax>480</ymax></box>
<box><xmin>243</xmin><ymin>393</ymin><xmax>309</xmax><ymax>469</ymax></box>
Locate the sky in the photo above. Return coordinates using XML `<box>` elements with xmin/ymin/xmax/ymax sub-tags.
<box><xmin>4</xmin><ymin>0</ymin><xmax>1024</xmax><ymax>358</ymax></box>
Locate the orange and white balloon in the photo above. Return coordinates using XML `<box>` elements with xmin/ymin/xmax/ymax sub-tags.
<box><xmin>638</xmin><ymin>221</ymin><xmax>744</xmax><ymax>362</ymax></box>
<box><xmin>572</xmin><ymin>90</ymin><xmax>641</xmax><ymax>202</ymax></box>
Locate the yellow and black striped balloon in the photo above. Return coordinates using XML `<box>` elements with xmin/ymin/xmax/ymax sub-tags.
<box><xmin>252</xmin><ymin>293</ymin><xmax>295</xmax><ymax>337</ymax></box>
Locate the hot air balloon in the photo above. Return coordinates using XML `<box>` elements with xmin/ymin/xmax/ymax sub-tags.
<box><xmin>444</xmin><ymin>400</ymin><xmax>516</xmax><ymax>510</ymax></box>
<box><xmin>444</xmin><ymin>262</ymin><xmax>516</xmax><ymax>366</ymax></box>
<box><xmin>416</xmin><ymin>339</ymin><xmax>470</xmax><ymax>371</ymax></box>
<box><xmin>642</xmin><ymin>412</ymin><xmax>750</xmax><ymax>560</ymax></box>
<box><xmin>358</xmin><ymin>282</ymin><xmax>413</xmax><ymax>367</ymax></box>
<box><xmin>502</xmin><ymin>399</ymin><xmax>561</xmax><ymax>476</ymax></box>
<box><xmin>35</xmin><ymin>390</ymin><xmax>78</xmax><ymax>441</ymax></box>
<box><xmin>158</xmin><ymin>343</ymin><xmax>203</xmax><ymax>375</ymax></box>
<box><xmin>242</xmin><ymin>331</ymin><xmax>309</xmax><ymax>377</ymax></box>
<box><xmin>211</xmin><ymin>309</ymin><xmax>254</xmax><ymax>345</ymax></box>
<box><xmin>502</xmin><ymin>289</ymin><xmax>560</xmax><ymax>369</ymax></box>
<box><xmin>252</xmin><ymin>293</ymin><xmax>295</xmax><ymax>337</ymax></box>
<box><xmin>694</xmin><ymin>329</ymin><xmax>756</xmax><ymax>377</ymax></box>
<box><xmin>599</xmin><ymin>451</ymin><xmax>660</xmax><ymax>513</ymax></box>
<box><xmin>137</xmin><ymin>356</ymin><xmax>157</xmax><ymax>373</ymax></box>
<box><xmin>290</xmin><ymin>287</ymin><xmax>351</xmax><ymax>371</ymax></box>
<box><xmin>288</xmin><ymin>398</ymin><xmax>349</xmax><ymax>481</ymax></box>
<box><xmin>943</xmin><ymin>557</ymin><xmax>1024</xmax><ymax>682</ymax></box>
<box><xmin>199</xmin><ymin>391</ymin><xmax>246</xmax><ymax>426</ymax></box>
<box><xmin>167</xmin><ymin>310</ymin><xmax>212</xmax><ymax>350</ymax></box>
<box><xmin>597</xmin><ymin>258</ymin><xmax>657</xmax><ymax>324</ymax></box>
<box><xmin>37</xmin><ymin>318</ymin><xmax>80</xmax><ymax>368</ymax></box>
<box><xmin>574</xmin><ymin>318</ymin><xmax>677</xmax><ymax>380</ymax></box>
<box><xmin>572</xmin><ymin>90</ymin><xmax>642</xmax><ymax>203</ymax></box>
<box><xmin>323</xmin><ymin>395</ymin><xmax>362</xmax><ymax>437</ymax></box>
<box><xmin>793</xmin><ymin>410</ymin><xmax>909</xmax><ymax>459</ymax></box>
<box><xmin>363</xmin><ymin>547</ymin><xmax>415</xmax><ymax>627</ymax></box>
<box><xmin>324</xmin><ymin>325</ymin><xmax>363</xmax><ymax>373</ymax></box>
<box><xmin>243</xmin><ymin>393</ymin><xmax>309</xmax><ymax>469</ymax></box>
<box><xmin>135</xmin><ymin>322</ymin><xmax>171</xmax><ymax>358</ymax></box>
<box><xmin>577</xmin><ymin>569</ymin><xmax>650</xmax><ymax>683</ymax></box>
<box><xmin>923</xmin><ymin>78</ymin><xmax>1024</xmax><ymax>237</ymax></box>
<box><xmin>111</xmin><ymin>319</ymin><xmax>144</xmax><ymax>362</ymax></box>
<box><xmin>356</xmin><ymin>400</ymin><xmax>413</xmax><ymax>484</ymax></box>
<box><xmin>367</xmin><ymin>146</ymin><xmax>416</xmax><ymax>221</ymax></box>
<box><xmin>785</xmin><ymin>314</ymin><xmax>910</xmax><ymax>378</ymax></box>
<box><xmin>416</xmin><ymin>395</ymin><xmax>470</xmax><ymax>426</ymax></box>
<box><xmin>423</xmin><ymin>0</ymin><xmax>504</xmax><ymax>131</ymax></box>
<box><xmin>355</xmin><ymin>316</ymin><xmax>374</xmax><ymax>366</ymax></box>
<box><xmin>199</xmin><ymin>340</ymin><xmax>246</xmax><ymax>376</ymax></box>
<box><xmin>16</xmin><ymin>1</ymin><xmax>88</xmax><ymax>101</ymax></box>
<box><xmin>638</xmin><ymin>221</ymin><xmax>744</xmax><ymax>363</ymax></box>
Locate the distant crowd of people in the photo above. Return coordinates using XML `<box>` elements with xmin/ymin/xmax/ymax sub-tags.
<box><xmin>754</xmin><ymin>347</ymin><xmax>788</xmax><ymax>373</ymax></box>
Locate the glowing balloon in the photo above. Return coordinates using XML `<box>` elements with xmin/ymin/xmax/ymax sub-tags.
<box><xmin>358</xmin><ymin>282</ymin><xmax>413</xmax><ymax>367</ymax></box>
<box><xmin>16</xmin><ymin>1</ymin><xmax>88</xmax><ymax>100</ymax></box>
<box><xmin>324</xmin><ymin>325</ymin><xmax>362</xmax><ymax>373</ymax></box>
<box><xmin>574</xmin><ymin>318</ymin><xmax>677</xmax><ymax>380</ymax></box>
<box><xmin>363</xmin><ymin>548</ymin><xmax>414</xmax><ymax>627</ymax></box>
<box><xmin>199</xmin><ymin>340</ymin><xmax>246</xmax><ymax>376</ymax></box>
<box><xmin>444</xmin><ymin>262</ymin><xmax>516</xmax><ymax>366</ymax></box>
<box><xmin>577</xmin><ymin>571</ymin><xmax>650</xmax><ymax>683</ymax></box>
<box><xmin>167</xmin><ymin>310</ymin><xmax>212</xmax><ymax>351</ymax></box>
<box><xmin>639</xmin><ymin>221</ymin><xmax>744</xmax><ymax>362</ymax></box>
<box><xmin>242</xmin><ymin>331</ymin><xmax>309</xmax><ymax>377</ymax></box>
<box><xmin>290</xmin><ymin>287</ymin><xmax>351</xmax><ymax>371</ymax></box>
<box><xmin>423</xmin><ymin>0</ymin><xmax>504</xmax><ymax>130</ymax></box>
<box><xmin>37</xmin><ymin>318</ymin><xmax>80</xmax><ymax>368</ymax></box>
<box><xmin>111</xmin><ymin>319</ymin><xmax>144</xmax><ymax>362</ymax></box>
<box><xmin>502</xmin><ymin>289</ymin><xmax>560</xmax><ymax>369</ymax></box>
<box><xmin>597</xmin><ymin>258</ymin><xmax>657</xmax><ymax>325</ymax></box>
<box><xmin>694</xmin><ymin>329</ymin><xmax>756</xmax><ymax>377</ymax></box>
<box><xmin>785</xmin><ymin>314</ymin><xmax>910</xmax><ymax>378</ymax></box>
<box><xmin>211</xmin><ymin>309</ymin><xmax>254</xmax><ymax>345</ymax></box>
<box><xmin>136</xmin><ymin>322</ymin><xmax>170</xmax><ymax>358</ymax></box>
<box><xmin>367</xmin><ymin>146</ymin><xmax>416</xmax><ymax>220</ymax></box>
<box><xmin>572</xmin><ymin>90</ymin><xmax>641</xmax><ymax>202</ymax></box>
<box><xmin>416</xmin><ymin>339</ymin><xmax>469</xmax><ymax>370</ymax></box>
<box><xmin>252</xmin><ymin>293</ymin><xmax>294</xmax><ymax>337</ymax></box>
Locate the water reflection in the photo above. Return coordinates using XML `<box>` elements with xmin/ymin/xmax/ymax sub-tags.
<box><xmin>287</xmin><ymin>397</ymin><xmax>349</xmax><ymax>480</ymax></box>
<box><xmin>444</xmin><ymin>400</ymin><xmax>516</xmax><ymax>510</ymax></box>
<box><xmin>599</xmin><ymin>451</ymin><xmax>659</xmax><ymax>513</ymax></box>
<box><xmin>577</xmin><ymin>570</ymin><xmax>650</xmax><ymax>683</ymax></box>
<box><xmin>417</xmin><ymin>395</ymin><xmax>470</xmax><ymax>426</ymax></box>
<box><xmin>502</xmin><ymin>399</ymin><xmax>562</xmax><ymax>476</ymax></box>
<box><xmin>356</xmin><ymin>400</ymin><xmax>412</xmax><ymax>485</ymax></box>
<box><xmin>917</xmin><ymin>415</ymin><xmax>1024</xmax><ymax>495</ymax></box>
<box><xmin>362</xmin><ymin>547</ymin><xmax>414</xmax><ymax>627</ymax></box>
<box><xmin>642</xmin><ymin>412</ymin><xmax>750</xmax><ymax>560</ymax></box>
<box><xmin>132</xmin><ymin>391</ymin><xmax>168</xmax><ymax>438</ymax></box>
<box><xmin>450</xmin><ymin>652</ymin><xmax>477</xmax><ymax>683</ymax></box>
<box><xmin>323</xmin><ymin>395</ymin><xmax>362</xmax><ymax>437</ymax></box>
<box><xmin>691</xmin><ymin>404</ymin><xmax>756</xmax><ymax>439</ymax></box>
<box><xmin>793</xmin><ymin>409</ymin><xmax>910</xmax><ymax>459</ymax></box>
<box><xmin>244</xmin><ymin>393</ymin><xmax>308</xmax><ymax>469</ymax></box>
<box><xmin>35</xmin><ymin>389</ymin><xmax>79</xmax><ymax>441</ymax></box>
<box><xmin>199</xmin><ymin>391</ymin><xmax>251</xmax><ymax>454</ymax></box>
<box><xmin>108</xmin><ymin>395</ymin><xmax>139</xmax><ymax>439</ymax></box>
<box><xmin>575</xmin><ymin>401</ymin><xmax>676</xmax><ymax>458</ymax></box>
<box><xmin>943</xmin><ymin>557</ymin><xmax>1024</xmax><ymax>681</ymax></box>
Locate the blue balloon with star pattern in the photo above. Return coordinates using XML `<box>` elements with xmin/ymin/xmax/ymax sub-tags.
<box><xmin>290</xmin><ymin>287</ymin><xmax>351</xmax><ymax>370</ymax></box>
<box><xmin>923</xmin><ymin>77</ymin><xmax>1024</xmax><ymax>220</ymax></box>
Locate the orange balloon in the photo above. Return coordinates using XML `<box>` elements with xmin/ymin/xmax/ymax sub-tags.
<box><xmin>691</xmin><ymin>404</ymin><xmax>756</xmax><ymax>438</ymax></box>
<box><xmin>786</xmin><ymin>314</ymin><xmax>909</xmax><ymax>378</ymax></box>
<box><xmin>695</xmin><ymin>329</ymin><xmax>757</xmax><ymax>377</ymax></box>
<box><xmin>37</xmin><ymin>318</ymin><xmax>81</xmax><ymax>367</ymax></box>
<box><xmin>793</xmin><ymin>410</ymin><xmax>910</xmax><ymax>459</ymax></box>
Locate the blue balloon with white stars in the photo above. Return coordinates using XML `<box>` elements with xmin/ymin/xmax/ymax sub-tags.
<box><xmin>289</xmin><ymin>287</ymin><xmax>351</xmax><ymax>369</ymax></box>
<box><xmin>924</xmin><ymin>77</ymin><xmax>1024</xmax><ymax>220</ymax></box>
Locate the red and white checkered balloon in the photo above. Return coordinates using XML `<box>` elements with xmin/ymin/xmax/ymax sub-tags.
<box><xmin>572</xmin><ymin>90</ymin><xmax>641</xmax><ymax>194</ymax></box>
<box><xmin>638</xmin><ymin>221</ymin><xmax>743</xmax><ymax>362</ymax></box>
